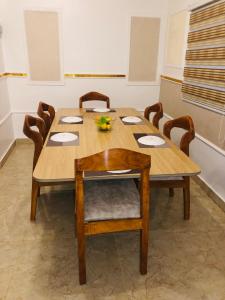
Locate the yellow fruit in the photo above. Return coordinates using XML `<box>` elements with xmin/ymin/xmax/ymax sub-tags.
<box><xmin>106</xmin><ymin>124</ymin><xmax>111</xmax><ymax>130</ymax></box>
<box><xmin>101</xmin><ymin>123</ymin><xmax>107</xmax><ymax>130</ymax></box>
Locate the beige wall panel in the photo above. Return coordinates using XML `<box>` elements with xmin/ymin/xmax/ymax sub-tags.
<box><xmin>24</xmin><ymin>10</ymin><xmax>61</xmax><ymax>82</ymax></box>
<box><xmin>165</xmin><ymin>10</ymin><xmax>188</xmax><ymax>66</ymax></box>
<box><xmin>159</xmin><ymin>78</ymin><xmax>225</xmax><ymax>150</ymax></box>
<box><xmin>128</xmin><ymin>17</ymin><xmax>160</xmax><ymax>82</ymax></box>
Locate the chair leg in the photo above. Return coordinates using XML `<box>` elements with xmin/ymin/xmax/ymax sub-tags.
<box><xmin>169</xmin><ymin>188</ymin><xmax>174</xmax><ymax>197</ymax></box>
<box><xmin>30</xmin><ymin>180</ymin><xmax>39</xmax><ymax>221</ymax></box>
<box><xmin>140</xmin><ymin>228</ymin><xmax>148</xmax><ymax>275</ymax></box>
<box><xmin>133</xmin><ymin>178</ymin><xmax>139</xmax><ymax>190</ymax></box>
<box><xmin>37</xmin><ymin>186</ymin><xmax>40</xmax><ymax>197</ymax></box>
<box><xmin>77</xmin><ymin>224</ymin><xmax>86</xmax><ymax>284</ymax></box>
<box><xmin>74</xmin><ymin>200</ymin><xmax>77</xmax><ymax>238</ymax></box>
<box><xmin>183</xmin><ymin>177</ymin><xmax>190</xmax><ymax>220</ymax></box>
<box><xmin>74</xmin><ymin>219</ymin><xmax>77</xmax><ymax>238</ymax></box>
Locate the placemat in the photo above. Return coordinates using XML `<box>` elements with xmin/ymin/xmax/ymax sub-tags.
<box><xmin>120</xmin><ymin>116</ymin><xmax>144</xmax><ymax>125</ymax></box>
<box><xmin>58</xmin><ymin>116</ymin><xmax>83</xmax><ymax>124</ymax></box>
<box><xmin>86</xmin><ymin>108</ymin><xmax>116</xmax><ymax>113</ymax></box>
<box><xmin>47</xmin><ymin>131</ymin><xmax>79</xmax><ymax>147</ymax></box>
<box><xmin>134</xmin><ymin>133</ymin><xmax>169</xmax><ymax>148</ymax></box>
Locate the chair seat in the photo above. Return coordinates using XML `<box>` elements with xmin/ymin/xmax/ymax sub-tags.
<box><xmin>151</xmin><ymin>176</ymin><xmax>183</xmax><ymax>181</ymax></box>
<box><xmin>84</xmin><ymin>179</ymin><xmax>140</xmax><ymax>222</ymax></box>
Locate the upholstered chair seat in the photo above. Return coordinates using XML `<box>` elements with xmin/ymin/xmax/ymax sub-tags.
<box><xmin>84</xmin><ymin>180</ymin><xmax>140</xmax><ymax>222</ymax></box>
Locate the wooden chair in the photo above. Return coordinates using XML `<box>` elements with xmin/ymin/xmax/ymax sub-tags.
<box><xmin>79</xmin><ymin>91</ymin><xmax>110</xmax><ymax>108</ymax></box>
<box><xmin>151</xmin><ymin>115</ymin><xmax>195</xmax><ymax>220</ymax></box>
<box><xmin>75</xmin><ymin>148</ymin><xmax>151</xmax><ymax>284</ymax></box>
<box><xmin>23</xmin><ymin>115</ymin><xmax>72</xmax><ymax>221</ymax></box>
<box><xmin>37</xmin><ymin>101</ymin><xmax>55</xmax><ymax>139</ymax></box>
<box><xmin>23</xmin><ymin>115</ymin><xmax>46</xmax><ymax>220</ymax></box>
<box><xmin>144</xmin><ymin>102</ymin><xmax>163</xmax><ymax>129</ymax></box>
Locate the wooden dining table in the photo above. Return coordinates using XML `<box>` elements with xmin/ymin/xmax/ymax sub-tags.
<box><xmin>33</xmin><ymin>107</ymin><xmax>200</xmax><ymax>183</ymax></box>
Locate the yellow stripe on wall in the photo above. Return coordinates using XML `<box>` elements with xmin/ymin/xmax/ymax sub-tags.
<box><xmin>0</xmin><ymin>73</ymin><xmax>28</xmax><ymax>78</ymax></box>
<box><xmin>0</xmin><ymin>73</ymin><xmax>126</xmax><ymax>79</ymax></box>
<box><xmin>65</xmin><ymin>73</ymin><xmax>126</xmax><ymax>78</ymax></box>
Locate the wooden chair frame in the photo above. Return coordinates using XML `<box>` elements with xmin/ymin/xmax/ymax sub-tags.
<box><xmin>144</xmin><ymin>102</ymin><xmax>163</xmax><ymax>129</ymax></box>
<box><xmin>37</xmin><ymin>101</ymin><xmax>55</xmax><ymax>139</ymax></box>
<box><xmin>151</xmin><ymin>115</ymin><xmax>195</xmax><ymax>220</ymax></box>
<box><xmin>23</xmin><ymin>115</ymin><xmax>45</xmax><ymax>220</ymax></box>
<box><xmin>79</xmin><ymin>91</ymin><xmax>110</xmax><ymax>108</ymax></box>
<box><xmin>23</xmin><ymin>115</ymin><xmax>69</xmax><ymax>221</ymax></box>
<box><xmin>75</xmin><ymin>148</ymin><xmax>151</xmax><ymax>284</ymax></box>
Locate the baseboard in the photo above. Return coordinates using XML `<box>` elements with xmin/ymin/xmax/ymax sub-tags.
<box><xmin>0</xmin><ymin>140</ymin><xmax>16</xmax><ymax>168</ymax></box>
<box><xmin>193</xmin><ymin>176</ymin><xmax>225</xmax><ymax>213</ymax></box>
<box><xmin>16</xmin><ymin>138</ymin><xmax>32</xmax><ymax>145</ymax></box>
<box><xmin>0</xmin><ymin>138</ymin><xmax>32</xmax><ymax>169</ymax></box>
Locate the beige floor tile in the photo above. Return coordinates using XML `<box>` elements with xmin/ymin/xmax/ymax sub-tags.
<box><xmin>0</xmin><ymin>143</ymin><xmax>225</xmax><ymax>300</ymax></box>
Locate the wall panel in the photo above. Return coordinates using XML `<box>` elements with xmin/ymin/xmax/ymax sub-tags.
<box><xmin>24</xmin><ymin>10</ymin><xmax>62</xmax><ymax>83</ymax></box>
<box><xmin>160</xmin><ymin>78</ymin><xmax>225</xmax><ymax>150</ymax></box>
<box><xmin>165</xmin><ymin>10</ymin><xmax>188</xmax><ymax>67</ymax></box>
<box><xmin>128</xmin><ymin>17</ymin><xmax>160</xmax><ymax>82</ymax></box>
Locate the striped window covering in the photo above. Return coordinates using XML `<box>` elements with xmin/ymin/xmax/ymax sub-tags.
<box><xmin>182</xmin><ymin>0</ymin><xmax>225</xmax><ymax>113</ymax></box>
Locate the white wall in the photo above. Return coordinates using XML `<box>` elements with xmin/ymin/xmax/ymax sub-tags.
<box><xmin>0</xmin><ymin>10</ymin><xmax>14</xmax><ymax>161</ymax></box>
<box><xmin>163</xmin><ymin>0</ymin><xmax>212</xmax><ymax>80</ymax></box>
<box><xmin>0</xmin><ymin>0</ymin><xmax>169</xmax><ymax>138</ymax></box>
<box><xmin>162</xmin><ymin>0</ymin><xmax>225</xmax><ymax>203</ymax></box>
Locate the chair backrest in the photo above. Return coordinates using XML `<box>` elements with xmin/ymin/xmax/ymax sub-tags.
<box><xmin>23</xmin><ymin>115</ymin><xmax>45</xmax><ymax>170</ymax></box>
<box><xmin>144</xmin><ymin>102</ymin><xmax>163</xmax><ymax>129</ymax></box>
<box><xmin>37</xmin><ymin>101</ymin><xmax>55</xmax><ymax>136</ymax></box>
<box><xmin>79</xmin><ymin>91</ymin><xmax>110</xmax><ymax>108</ymax></box>
<box><xmin>163</xmin><ymin>115</ymin><xmax>195</xmax><ymax>156</ymax></box>
<box><xmin>75</xmin><ymin>148</ymin><xmax>151</xmax><ymax>211</ymax></box>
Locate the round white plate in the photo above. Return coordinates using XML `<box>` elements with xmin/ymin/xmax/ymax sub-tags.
<box><xmin>122</xmin><ymin>116</ymin><xmax>142</xmax><ymax>123</ymax></box>
<box><xmin>93</xmin><ymin>108</ymin><xmax>110</xmax><ymax>113</ymax></box>
<box><xmin>61</xmin><ymin>116</ymin><xmax>82</xmax><ymax>123</ymax></box>
<box><xmin>138</xmin><ymin>135</ymin><xmax>165</xmax><ymax>146</ymax></box>
<box><xmin>50</xmin><ymin>132</ymin><xmax>78</xmax><ymax>143</ymax></box>
<box><xmin>107</xmin><ymin>169</ymin><xmax>131</xmax><ymax>174</ymax></box>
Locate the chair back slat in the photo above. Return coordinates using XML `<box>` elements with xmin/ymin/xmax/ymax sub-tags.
<box><xmin>23</xmin><ymin>115</ymin><xmax>45</xmax><ymax>170</ymax></box>
<box><xmin>144</xmin><ymin>102</ymin><xmax>163</xmax><ymax>129</ymax></box>
<box><xmin>37</xmin><ymin>101</ymin><xmax>55</xmax><ymax>136</ymax></box>
<box><xmin>75</xmin><ymin>148</ymin><xmax>151</xmax><ymax>172</ymax></box>
<box><xmin>79</xmin><ymin>91</ymin><xmax>110</xmax><ymax>108</ymax></box>
<box><xmin>163</xmin><ymin>115</ymin><xmax>195</xmax><ymax>156</ymax></box>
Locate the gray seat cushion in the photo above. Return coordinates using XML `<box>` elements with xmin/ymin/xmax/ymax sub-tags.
<box><xmin>84</xmin><ymin>179</ymin><xmax>140</xmax><ymax>222</ymax></box>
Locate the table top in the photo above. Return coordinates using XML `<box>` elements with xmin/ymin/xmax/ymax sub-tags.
<box><xmin>33</xmin><ymin>107</ymin><xmax>200</xmax><ymax>182</ymax></box>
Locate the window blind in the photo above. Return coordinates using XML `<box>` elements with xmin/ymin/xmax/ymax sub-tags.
<box><xmin>182</xmin><ymin>0</ymin><xmax>225</xmax><ymax>113</ymax></box>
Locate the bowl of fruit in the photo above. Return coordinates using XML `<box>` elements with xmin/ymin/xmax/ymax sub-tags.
<box><xmin>96</xmin><ymin>116</ymin><xmax>112</xmax><ymax>131</ymax></box>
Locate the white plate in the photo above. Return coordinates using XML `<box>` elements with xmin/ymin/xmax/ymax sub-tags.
<box><xmin>138</xmin><ymin>135</ymin><xmax>165</xmax><ymax>146</ymax></box>
<box><xmin>61</xmin><ymin>116</ymin><xmax>82</xmax><ymax>123</ymax></box>
<box><xmin>107</xmin><ymin>169</ymin><xmax>131</xmax><ymax>174</ymax></box>
<box><xmin>122</xmin><ymin>116</ymin><xmax>142</xmax><ymax>123</ymax></box>
<box><xmin>93</xmin><ymin>108</ymin><xmax>110</xmax><ymax>113</ymax></box>
<box><xmin>50</xmin><ymin>132</ymin><xmax>78</xmax><ymax>143</ymax></box>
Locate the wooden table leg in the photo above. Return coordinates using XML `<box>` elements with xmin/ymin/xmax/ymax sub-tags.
<box><xmin>30</xmin><ymin>180</ymin><xmax>39</xmax><ymax>221</ymax></box>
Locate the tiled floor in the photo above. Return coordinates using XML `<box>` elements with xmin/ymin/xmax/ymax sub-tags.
<box><xmin>0</xmin><ymin>143</ymin><xmax>225</xmax><ymax>300</ymax></box>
